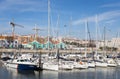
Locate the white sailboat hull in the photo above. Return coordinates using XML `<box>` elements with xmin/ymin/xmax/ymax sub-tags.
<box><xmin>95</xmin><ymin>62</ymin><xmax>107</xmax><ymax>67</ymax></box>
<box><xmin>43</xmin><ymin>63</ymin><xmax>59</xmax><ymax>71</ymax></box>
<box><xmin>73</xmin><ymin>62</ymin><xmax>88</xmax><ymax>69</ymax></box>
<box><xmin>88</xmin><ymin>63</ymin><xmax>95</xmax><ymax>68</ymax></box>
<box><xmin>59</xmin><ymin>64</ymin><xmax>73</xmax><ymax>70</ymax></box>
<box><xmin>107</xmin><ymin>64</ymin><xmax>117</xmax><ymax>67</ymax></box>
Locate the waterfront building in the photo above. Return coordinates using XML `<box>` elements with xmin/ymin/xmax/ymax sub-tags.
<box><xmin>29</xmin><ymin>40</ymin><xmax>43</xmax><ymax>49</ymax></box>
<box><xmin>0</xmin><ymin>35</ymin><xmax>13</xmax><ymax>48</ymax></box>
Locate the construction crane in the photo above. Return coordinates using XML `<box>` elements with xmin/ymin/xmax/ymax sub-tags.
<box><xmin>9</xmin><ymin>20</ymin><xmax>24</xmax><ymax>40</ymax></box>
<box><xmin>33</xmin><ymin>24</ymin><xmax>45</xmax><ymax>40</ymax></box>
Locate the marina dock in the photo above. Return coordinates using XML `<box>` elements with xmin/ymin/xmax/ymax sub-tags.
<box><xmin>0</xmin><ymin>48</ymin><xmax>83</xmax><ymax>53</ymax></box>
<box><xmin>0</xmin><ymin>48</ymin><xmax>118</xmax><ymax>54</ymax></box>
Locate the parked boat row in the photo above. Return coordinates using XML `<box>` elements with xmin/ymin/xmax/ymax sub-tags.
<box><xmin>1</xmin><ymin>52</ymin><xmax>120</xmax><ymax>71</ymax></box>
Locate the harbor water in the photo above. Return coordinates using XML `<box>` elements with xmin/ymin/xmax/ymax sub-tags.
<box><xmin>0</xmin><ymin>61</ymin><xmax>120</xmax><ymax>79</ymax></box>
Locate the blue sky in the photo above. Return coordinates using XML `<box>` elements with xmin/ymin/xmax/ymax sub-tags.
<box><xmin>0</xmin><ymin>0</ymin><xmax>120</xmax><ymax>40</ymax></box>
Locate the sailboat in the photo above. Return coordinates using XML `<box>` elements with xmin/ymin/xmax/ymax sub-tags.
<box><xmin>42</xmin><ymin>0</ymin><xmax>59</xmax><ymax>71</ymax></box>
<box><xmin>106</xmin><ymin>58</ymin><xmax>117</xmax><ymax>67</ymax></box>
<box><xmin>93</xmin><ymin>15</ymin><xmax>107</xmax><ymax>67</ymax></box>
<box><xmin>84</xmin><ymin>19</ymin><xmax>95</xmax><ymax>68</ymax></box>
<box><xmin>106</xmin><ymin>33</ymin><xmax>119</xmax><ymax>67</ymax></box>
<box><xmin>42</xmin><ymin>59</ymin><xmax>59</xmax><ymax>71</ymax></box>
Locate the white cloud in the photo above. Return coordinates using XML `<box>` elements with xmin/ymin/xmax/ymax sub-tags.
<box><xmin>101</xmin><ymin>3</ymin><xmax>120</xmax><ymax>8</ymax></box>
<box><xmin>98</xmin><ymin>10</ymin><xmax>120</xmax><ymax>21</ymax></box>
<box><xmin>0</xmin><ymin>0</ymin><xmax>48</xmax><ymax>12</ymax></box>
<box><xmin>72</xmin><ymin>16</ymin><xmax>95</xmax><ymax>25</ymax></box>
<box><xmin>73</xmin><ymin>10</ymin><xmax>120</xmax><ymax>25</ymax></box>
<box><xmin>104</xmin><ymin>20</ymin><xmax>116</xmax><ymax>25</ymax></box>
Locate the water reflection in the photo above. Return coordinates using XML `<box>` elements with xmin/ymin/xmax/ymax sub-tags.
<box><xmin>58</xmin><ymin>68</ymin><xmax>119</xmax><ymax>79</ymax></box>
<box><xmin>94</xmin><ymin>67</ymin><xmax>117</xmax><ymax>79</ymax></box>
<box><xmin>0</xmin><ymin>64</ymin><xmax>120</xmax><ymax>79</ymax></box>
<box><xmin>5</xmin><ymin>67</ymin><xmax>36</xmax><ymax>79</ymax></box>
<box><xmin>34</xmin><ymin>70</ymin><xmax>58</xmax><ymax>79</ymax></box>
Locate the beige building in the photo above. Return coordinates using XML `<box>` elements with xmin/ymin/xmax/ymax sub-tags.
<box><xmin>97</xmin><ymin>38</ymin><xmax>120</xmax><ymax>51</ymax></box>
<box><xmin>111</xmin><ymin>38</ymin><xmax>120</xmax><ymax>50</ymax></box>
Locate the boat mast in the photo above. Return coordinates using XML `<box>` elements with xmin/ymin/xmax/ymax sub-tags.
<box><xmin>48</xmin><ymin>0</ymin><xmax>50</xmax><ymax>50</ymax></box>
<box><xmin>85</xmin><ymin>19</ymin><xmax>88</xmax><ymax>57</ymax></box>
<box><xmin>95</xmin><ymin>15</ymin><xmax>98</xmax><ymax>56</ymax></box>
<box><xmin>57</xmin><ymin>15</ymin><xmax>60</xmax><ymax>63</ymax></box>
<box><xmin>103</xmin><ymin>26</ymin><xmax>106</xmax><ymax>57</ymax></box>
<box><xmin>56</xmin><ymin>15</ymin><xmax>59</xmax><ymax>38</ymax></box>
<box><xmin>69</xmin><ymin>16</ymin><xmax>72</xmax><ymax>38</ymax></box>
